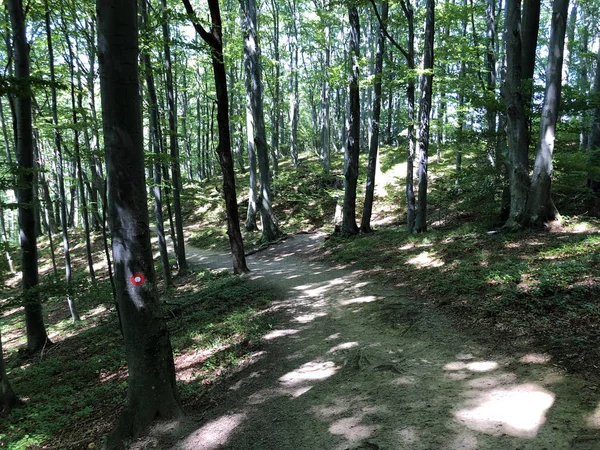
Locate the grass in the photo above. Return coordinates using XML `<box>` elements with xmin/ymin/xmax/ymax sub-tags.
<box><xmin>0</xmin><ymin>231</ymin><xmax>274</xmax><ymax>449</ymax></box>
<box><xmin>322</xmin><ymin>218</ymin><xmax>600</xmax><ymax>377</ymax></box>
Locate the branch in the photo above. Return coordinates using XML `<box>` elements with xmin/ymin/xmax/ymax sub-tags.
<box><xmin>181</xmin><ymin>0</ymin><xmax>218</xmax><ymax>48</ymax></box>
<box><xmin>369</xmin><ymin>0</ymin><xmax>409</xmax><ymax>61</ymax></box>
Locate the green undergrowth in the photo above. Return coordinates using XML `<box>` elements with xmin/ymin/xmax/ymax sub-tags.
<box><xmin>322</xmin><ymin>218</ymin><xmax>600</xmax><ymax>377</ymax></box>
<box><xmin>0</xmin><ymin>264</ymin><xmax>273</xmax><ymax>449</ymax></box>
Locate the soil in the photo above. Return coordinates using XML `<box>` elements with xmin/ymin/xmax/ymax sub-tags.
<box><xmin>132</xmin><ymin>233</ymin><xmax>600</xmax><ymax>450</ymax></box>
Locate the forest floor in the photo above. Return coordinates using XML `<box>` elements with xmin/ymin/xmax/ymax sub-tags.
<box><xmin>131</xmin><ymin>232</ymin><xmax>600</xmax><ymax>450</ymax></box>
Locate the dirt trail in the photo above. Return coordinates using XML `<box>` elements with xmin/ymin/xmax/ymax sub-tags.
<box><xmin>143</xmin><ymin>233</ymin><xmax>600</xmax><ymax>449</ymax></box>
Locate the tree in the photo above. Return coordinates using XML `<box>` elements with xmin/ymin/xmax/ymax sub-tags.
<box><xmin>361</xmin><ymin>2</ymin><xmax>388</xmax><ymax>233</ymax></box>
<box><xmin>414</xmin><ymin>0</ymin><xmax>435</xmax><ymax>233</ymax></box>
<box><xmin>341</xmin><ymin>5</ymin><xmax>361</xmax><ymax>236</ymax></box>
<box><xmin>182</xmin><ymin>0</ymin><xmax>250</xmax><ymax>275</ymax></box>
<box><xmin>44</xmin><ymin>1</ymin><xmax>80</xmax><ymax>322</ymax></box>
<box><xmin>240</xmin><ymin>0</ymin><xmax>281</xmax><ymax>243</ymax></box>
<box><xmin>8</xmin><ymin>0</ymin><xmax>51</xmax><ymax>353</ymax></box>
<box><xmin>502</xmin><ymin>0</ymin><xmax>530</xmax><ymax>229</ymax></box>
<box><xmin>162</xmin><ymin>0</ymin><xmax>188</xmax><ymax>273</ymax></box>
<box><xmin>526</xmin><ymin>0</ymin><xmax>569</xmax><ymax>226</ymax></box>
<box><xmin>0</xmin><ymin>330</ymin><xmax>21</xmax><ymax>415</ymax></box>
<box><xmin>97</xmin><ymin>0</ymin><xmax>182</xmax><ymax>446</ymax></box>
<box><xmin>141</xmin><ymin>0</ymin><xmax>172</xmax><ymax>287</ymax></box>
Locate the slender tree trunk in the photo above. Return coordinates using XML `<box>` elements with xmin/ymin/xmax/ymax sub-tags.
<box><xmin>588</xmin><ymin>49</ymin><xmax>600</xmax><ymax>189</ymax></box>
<box><xmin>414</xmin><ymin>0</ymin><xmax>435</xmax><ymax>233</ymax></box>
<box><xmin>361</xmin><ymin>2</ymin><xmax>387</xmax><ymax>233</ymax></box>
<box><xmin>9</xmin><ymin>0</ymin><xmax>51</xmax><ymax>352</ymax></box>
<box><xmin>65</xmin><ymin>31</ymin><xmax>96</xmax><ymax>283</ymax></box>
<box><xmin>85</xmin><ymin>20</ymin><xmax>105</xmax><ymax>232</ymax></box>
<box><xmin>320</xmin><ymin>12</ymin><xmax>331</xmax><ymax>174</ymax></box>
<box><xmin>487</xmin><ymin>0</ymin><xmax>498</xmax><ymax>165</ymax></box>
<box><xmin>241</xmin><ymin>0</ymin><xmax>281</xmax><ymax>242</ymax></box>
<box><xmin>162</xmin><ymin>0</ymin><xmax>187</xmax><ymax>272</ymax></box>
<box><xmin>288</xmin><ymin>0</ymin><xmax>300</xmax><ymax>167</ymax></box>
<box><xmin>141</xmin><ymin>0</ymin><xmax>172</xmax><ymax>287</ymax></box>
<box><xmin>0</xmin><ymin>204</ymin><xmax>15</xmax><ymax>273</ymax></box>
<box><xmin>44</xmin><ymin>3</ymin><xmax>79</xmax><ymax>321</ymax></box>
<box><xmin>244</xmin><ymin>80</ymin><xmax>259</xmax><ymax>231</ymax></box>
<box><xmin>97</xmin><ymin>2</ymin><xmax>182</xmax><ymax>446</ymax></box>
<box><xmin>33</xmin><ymin>131</ymin><xmax>57</xmax><ymax>276</ymax></box>
<box><xmin>270</xmin><ymin>0</ymin><xmax>281</xmax><ymax>175</ymax></box>
<box><xmin>403</xmin><ymin>0</ymin><xmax>416</xmax><ymax>232</ymax></box>
<box><xmin>341</xmin><ymin>6</ymin><xmax>361</xmax><ymax>236</ymax></box>
<box><xmin>503</xmin><ymin>0</ymin><xmax>530</xmax><ymax>229</ymax></box>
<box><xmin>526</xmin><ymin>0</ymin><xmax>568</xmax><ymax>225</ymax></box>
<box><xmin>182</xmin><ymin>0</ymin><xmax>250</xmax><ymax>274</ymax></box>
<box><xmin>0</xmin><ymin>330</ymin><xmax>21</xmax><ymax>415</ymax></box>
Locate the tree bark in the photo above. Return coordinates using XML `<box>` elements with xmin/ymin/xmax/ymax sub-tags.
<box><xmin>588</xmin><ymin>49</ymin><xmax>600</xmax><ymax>189</ymax></box>
<box><xmin>241</xmin><ymin>0</ymin><xmax>281</xmax><ymax>243</ymax></box>
<box><xmin>182</xmin><ymin>0</ymin><xmax>250</xmax><ymax>274</ymax></box>
<box><xmin>288</xmin><ymin>0</ymin><xmax>300</xmax><ymax>167</ymax></box>
<box><xmin>45</xmin><ymin>2</ymin><xmax>80</xmax><ymax>322</ymax></box>
<box><xmin>161</xmin><ymin>0</ymin><xmax>187</xmax><ymax>273</ymax></box>
<box><xmin>141</xmin><ymin>0</ymin><xmax>172</xmax><ymax>287</ymax></box>
<box><xmin>64</xmin><ymin>24</ymin><xmax>96</xmax><ymax>283</ymax></box>
<box><xmin>503</xmin><ymin>0</ymin><xmax>530</xmax><ymax>229</ymax></box>
<box><xmin>414</xmin><ymin>0</ymin><xmax>435</xmax><ymax>233</ymax></box>
<box><xmin>361</xmin><ymin>2</ymin><xmax>388</xmax><ymax>233</ymax></box>
<box><xmin>97</xmin><ymin>1</ymin><xmax>182</xmax><ymax>446</ymax></box>
<box><xmin>1</xmin><ymin>330</ymin><xmax>21</xmax><ymax>415</ymax></box>
<box><xmin>526</xmin><ymin>0</ymin><xmax>568</xmax><ymax>225</ymax></box>
<box><xmin>341</xmin><ymin>6</ymin><xmax>361</xmax><ymax>236</ymax></box>
<box><xmin>8</xmin><ymin>0</ymin><xmax>51</xmax><ymax>352</ymax></box>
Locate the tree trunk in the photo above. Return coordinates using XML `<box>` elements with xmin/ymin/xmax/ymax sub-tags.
<box><xmin>320</xmin><ymin>12</ymin><xmax>331</xmax><ymax>174</ymax></box>
<box><xmin>414</xmin><ymin>0</ymin><xmax>435</xmax><ymax>233</ymax></box>
<box><xmin>141</xmin><ymin>0</ymin><xmax>172</xmax><ymax>287</ymax></box>
<box><xmin>182</xmin><ymin>0</ymin><xmax>250</xmax><ymax>274</ymax></box>
<box><xmin>9</xmin><ymin>0</ymin><xmax>51</xmax><ymax>352</ymax></box>
<box><xmin>503</xmin><ymin>0</ymin><xmax>530</xmax><ymax>229</ymax></box>
<box><xmin>288</xmin><ymin>0</ymin><xmax>300</xmax><ymax>167</ymax></box>
<box><xmin>65</xmin><ymin>28</ymin><xmax>96</xmax><ymax>283</ymax></box>
<box><xmin>162</xmin><ymin>0</ymin><xmax>187</xmax><ymax>273</ymax></box>
<box><xmin>244</xmin><ymin>82</ymin><xmax>259</xmax><ymax>231</ymax></box>
<box><xmin>0</xmin><ymin>330</ymin><xmax>21</xmax><ymax>415</ymax></box>
<box><xmin>44</xmin><ymin>3</ymin><xmax>79</xmax><ymax>322</ymax></box>
<box><xmin>361</xmin><ymin>2</ymin><xmax>387</xmax><ymax>233</ymax></box>
<box><xmin>341</xmin><ymin>6</ymin><xmax>361</xmax><ymax>236</ymax></box>
<box><xmin>241</xmin><ymin>0</ymin><xmax>281</xmax><ymax>243</ymax></box>
<box><xmin>588</xmin><ymin>49</ymin><xmax>600</xmax><ymax>189</ymax></box>
<box><xmin>487</xmin><ymin>0</ymin><xmax>498</xmax><ymax>165</ymax></box>
<box><xmin>97</xmin><ymin>2</ymin><xmax>182</xmax><ymax>446</ymax></box>
<box><xmin>270</xmin><ymin>0</ymin><xmax>281</xmax><ymax>175</ymax></box>
<box><xmin>526</xmin><ymin>0</ymin><xmax>568</xmax><ymax>225</ymax></box>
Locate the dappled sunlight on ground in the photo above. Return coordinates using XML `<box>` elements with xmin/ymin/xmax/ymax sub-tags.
<box><xmin>168</xmin><ymin>233</ymin><xmax>600</xmax><ymax>450</ymax></box>
<box><xmin>406</xmin><ymin>251</ymin><xmax>445</xmax><ymax>268</ymax></box>
<box><xmin>455</xmin><ymin>383</ymin><xmax>554</xmax><ymax>438</ymax></box>
<box><xmin>183</xmin><ymin>413</ymin><xmax>247</xmax><ymax>450</ymax></box>
<box><xmin>262</xmin><ymin>328</ymin><xmax>301</xmax><ymax>340</ymax></box>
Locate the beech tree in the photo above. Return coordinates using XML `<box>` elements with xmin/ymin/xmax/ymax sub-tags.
<box><xmin>8</xmin><ymin>0</ymin><xmax>50</xmax><ymax>353</ymax></box>
<box><xmin>341</xmin><ymin>5</ymin><xmax>361</xmax><ymax>236</ymax></box>
<box><xmin>361</xmin><ymin>2</ymin><xmax>388</xmax><ymax>233</ymax></box>
<box><xmin>97</xmin><ymin>0</ymin><xmax>182</xmax><ymax>446</ymax></box>
<box><xmin>414</xmin><ymin>0</ymin><xmax>435</xmax><ymax>233</ymax></box>
<box><xmin>0</xmin><ymin>331</ymin><xmax>20</xmax><ymax>415</ymax></box>
<box><xmin>526</xmin><ymin>0</ymin><xmax>569</xmax><ymax>225</ymax></box>
<box><xmin>240</xmin><ymin>0</ymin><xmax>281</xmax><ymax>243</ymax></box>
<box><xmin>182</xmin><ymin>0</ymin><xmax>250</xmax><ymax>275</ymax></box>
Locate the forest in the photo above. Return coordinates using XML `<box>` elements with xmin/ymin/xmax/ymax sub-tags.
<box><xmin>2</xmin><ymin>0</ymin><xmax>600</xmax><ymax>448</ymax></box>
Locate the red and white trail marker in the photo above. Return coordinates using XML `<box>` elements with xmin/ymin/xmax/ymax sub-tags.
<box><xmin>130</xmin><ymin>273</ymin><xmax>145</xmax><ymax>287</ymax></box>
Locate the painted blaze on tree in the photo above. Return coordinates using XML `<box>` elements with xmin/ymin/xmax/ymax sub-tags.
<box><xmin>96</xmin><ymin>0</ymin><xmax>181</xmax><ymax>447</ymax></box>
